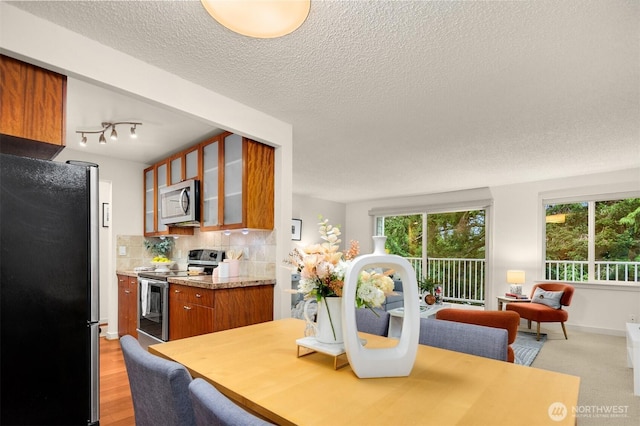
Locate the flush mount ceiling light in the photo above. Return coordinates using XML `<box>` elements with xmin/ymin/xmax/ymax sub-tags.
<box><xmin>76</xmin><ymin>121</ymin><xmax>142</xmax><ymax>146</ymax></box>
<box><xmin>200</xmin><ymin>0</ymin><xmax>310</xmax><ymax>38</ymax></box>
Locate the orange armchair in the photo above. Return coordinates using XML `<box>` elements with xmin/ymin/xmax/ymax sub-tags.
<box><xmin>435</xmin><ymin>308</ymin><xmax>520</xmax><ymax>363</ymax></box>
<box><xmin>506</xmin><ymin>283</ymin><xmax>574</xmax><ymax>341</ymax></box>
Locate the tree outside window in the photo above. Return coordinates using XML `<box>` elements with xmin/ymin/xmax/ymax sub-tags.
<box><xmin>545</xmin><ymin>197</ymin><xmax>640</xmax><ymax>283</ymax></box>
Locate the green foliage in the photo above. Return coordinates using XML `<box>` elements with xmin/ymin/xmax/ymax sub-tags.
<box><xmin>546</xmin><ymin>198</ymin><xmax>640</xmax><ymax>262</ymax></box>
<box><xmin>144</xmin><ymin>238</ymin><xmax>174</xmax><ymax>257</ymax></box>
<box><xmin>383</xmin><ymin>214</ymin><xmax>422</xmax><ymax>257</ymax></box>
<box><xmin>417</xmin><ymin>275</ymin><xmax>439</xmax><ymax>294</ymax></box>
<box><xmin>426</xmin><ymin>211</ymin><xmax>485</xmax><ymax>259</ymax></box>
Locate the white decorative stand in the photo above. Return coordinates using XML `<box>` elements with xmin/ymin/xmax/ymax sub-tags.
<box><xmin>341</xmin><ymin>236</ymin><xmax>420</xmax><ymax>378</ymax></box>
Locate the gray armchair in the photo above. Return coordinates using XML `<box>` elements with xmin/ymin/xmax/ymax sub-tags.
<box><xmin>120</xmin><ymin>335</ymin><xmax>196</xmax><ymax>426</ymax></box>
<box><xmin>418</xmin><ymin>318</ymin><xmax>509</xmax><ymax>361</ymax></box>
<box><xmin>355</xmin><ymin>307</ymin><xmax>391</xmax><ymax>336</ymax></box>
<box><xmin>189</xmin><ymin>378</ymin><xmax>272</xmax><ymax>426</ymax></box>
<box><xmin>381</xmin><ymin>277</ymin><xmax>404</xmax><ymax>311</ymax></box>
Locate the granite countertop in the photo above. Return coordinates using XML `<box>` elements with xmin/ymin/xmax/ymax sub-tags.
<box><xmin>168</xmin><ymin>275</ymin><xmax>275</xmax><ymax>290</ymax></box>
<box><xmin>116</xmin><ymin>270</ymin><xmax>275</xmax><ymax>290</ymax></box>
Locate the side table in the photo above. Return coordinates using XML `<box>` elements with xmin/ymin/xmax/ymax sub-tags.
<box><xmin>387</xmin><ymin>303</ymin><xmax>451</xmax><ymax>338</ymax></box>
<box><xmin>497</xmin><ymin>296</ymin><xmax>530</xmax><ymax>311</ymax></box>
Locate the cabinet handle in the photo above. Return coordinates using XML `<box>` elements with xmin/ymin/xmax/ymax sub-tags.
<box><xmin>174</xmin><ymin>289</ymin><xmax>181</xmax><ymax>294</ymax></box>
<box><xmin>183</xmin><ymin>305</ymin><xmax>192</xmax><ymax>310</ymax></box>
<box><xmin>195</xmin><ymin>293</ymin><xmax>202</xmax><ymax>298</ymax></box>
<box><xmin>124</xmin><ymin>290</ymin><xmax>131</xmax><ymax>294</ymax></box>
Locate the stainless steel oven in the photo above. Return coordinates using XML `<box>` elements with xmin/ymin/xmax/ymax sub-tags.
<box><xmin>137</xmin><ymin>276</ymin><xmax>169</xmax><ymax>348</ymax></box>
<box><xmin>135</xmin><ymin>249</ymin><xmax>224</xmax><ymax>348</ymax></box>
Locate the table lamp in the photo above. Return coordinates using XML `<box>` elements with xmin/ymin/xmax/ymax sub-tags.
<box><xmin>507</xmin><ymin>270</ymin><xmax>525</xmax><ymax>295</ymax></box>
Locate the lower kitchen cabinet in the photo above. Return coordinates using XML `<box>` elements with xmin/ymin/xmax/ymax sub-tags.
<box><xmin>169</xmin><ymin>284</ymin><xmax>214</xmax><ymax>340</ymax></box>
<box><xmin>213</xmin><ymin>285</ymin><xmax>274</xmax><ymax>331</ymax></box>
<box><xmin>117</xmin><ymin>274</ymin><xmax>138</xmax><ymax>338</ymax></box>
<box><xmin>168</xmin><ymin>283</ymin><xmax>274</xmax><ymax>340</ymax></box>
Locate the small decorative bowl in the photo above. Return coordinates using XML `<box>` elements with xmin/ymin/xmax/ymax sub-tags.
<box><xmin>151</xmin><ymin>261</ymin><xmax>174</xmax><ymax>272</ymax></box>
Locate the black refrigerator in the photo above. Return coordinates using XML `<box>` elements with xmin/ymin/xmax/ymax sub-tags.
<box><xmin>0</xmin><ymin>153</ymin><xmax>100</xmax><ymax>425</ymax></box>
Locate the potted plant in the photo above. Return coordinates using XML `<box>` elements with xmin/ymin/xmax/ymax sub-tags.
<box><xmin>144</xmin><ymin>238</ymin><xmax>174</xmax><ymax>261</ymax></box>
<box><xmin>417</xmin><ymin>275</ymin><xmax>442</xmax><ymax>305</ymax></box>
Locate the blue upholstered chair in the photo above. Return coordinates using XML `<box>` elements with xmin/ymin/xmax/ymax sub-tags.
<box><xmin>355</xmin><ymin>307</ymin><xmax>391</xmax><ymax>337</ymax></box>
<box><xmin>120</xmin><ymin>335</ymin><xmax>196</xmax><ymax>426</ymax></box>
<box><xmin>419</xmin><ymin>318</ymin><xmax>509</xmax><ymax>361</ymax></box>
<box><xmin>189</xmin><ymin>378</ymin><xmax>272</xmax><ymax>426</ymax></box>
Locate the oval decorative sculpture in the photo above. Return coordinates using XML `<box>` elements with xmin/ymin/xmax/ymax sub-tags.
<box><xmin>341</xmin><ymin>236</ymin><xmax>420</xmax><ymax>378</ymax></box>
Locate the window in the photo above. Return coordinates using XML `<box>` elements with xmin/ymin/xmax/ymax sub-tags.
<box><xmin>376</xmin><ymin>209</ymin><xmax>486</xmax><ymax>304</ymax></box>
<box><xmin>544</xmin><ymin>197</ymin><xmax>640</xmax><ymax>283</ymax></box>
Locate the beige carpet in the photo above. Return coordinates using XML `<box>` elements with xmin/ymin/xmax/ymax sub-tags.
<box><xmin>530</xmin><ymin>325</ymin><xmax>639</xmax><ymax>425</ymax></box>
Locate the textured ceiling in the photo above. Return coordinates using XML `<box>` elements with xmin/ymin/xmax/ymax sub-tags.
<box><xmin>7</xmin><ymin>0</ymin><xmax>640</xmax><ymax>203</ymax></box>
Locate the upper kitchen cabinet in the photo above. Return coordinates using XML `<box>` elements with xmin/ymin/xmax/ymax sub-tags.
<box><xmin>200</xmin><ymin>132</ymin><xmax>274</xmax><ymax>231</ymax></box>
<box><xmin>0</xmin><ymin>55</ymin><xmax>67</xmax><ymax>160</ymax></box>
<box><xmin>168</xmin><ymin>145</ymin><xmax>200</xmax><ymax>185</ymax></box>
<box><xmin>144</xmin><ymin>159</ymin><xmax>193</xmax><ymax>237</ymax></box>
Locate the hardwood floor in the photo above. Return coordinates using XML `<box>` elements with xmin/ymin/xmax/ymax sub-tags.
<box><xmin>100</xmin><ymin>337</ymin><xmax>135</xmax><ymax>425</ymax></box>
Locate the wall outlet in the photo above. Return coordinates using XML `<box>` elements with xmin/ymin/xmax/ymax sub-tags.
<box><xmin>118</xmin><ymin>246</ymin><xmax>127</xmax><ymax>256</ymax></box>
<box><xmin>630</xmin><ymin>314</ymin><xmax>638</xmax><ymax>323</ymax></box>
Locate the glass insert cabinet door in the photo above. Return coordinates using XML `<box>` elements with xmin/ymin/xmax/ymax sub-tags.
<box><xmin>144</xmin><ymin>168</ymin><xmax>154</xmax><ymax>234</ymax></box>
<box><xmin>156</xmin><ymin>163</ymin><xmax>168</xmax><ymax>233</ymax></box>
<box><xmin>223</xmin><ymin>133</ymin><xmax>243</xmax><ymax>225</ymax></box>
<box><xmin>202</xmin><ymin>138</ymin><xmax>219</xmax><ymax>228</ymax></box>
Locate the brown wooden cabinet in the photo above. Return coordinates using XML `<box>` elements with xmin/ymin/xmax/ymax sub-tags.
<box><xmin>213</xmin><ymin>285</ymin><xmax>274</xmax><ymax>331</ymax></box>
<box><xmin>0</xmin><ymin>54</ymin><xmax>66</xmax><ymax>159</ymax></box>
<box><xmin>200</xmin><ymin>132</ymin><xmax>274</xmax><ymax>231</ymax></box>
<box><xmin>143</xmin><ymin>159</ymin><xmax>194</xmax><ymax>237</ymax></box>
<box><xmin>169</xmin><ymin>284</ymin><xmax>214</xmax><ymax>340</ymax></box>
<box><xmin>146</xmin><ymin>132</ymin><xmax>273</xmax><ymax>234</ymax></box>
<box><xmin>117</xmin><ymin>274</ymin><xmax>138</xmax><ymax>338</ymax></box>
<box><xmin>169</xmin><ymin>283</ymin><xmax>274</xmax><ymax>341</ymax></box>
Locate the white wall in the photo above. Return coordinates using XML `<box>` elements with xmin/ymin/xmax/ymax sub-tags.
<box><xmin>345</xmin><ymin>168</ymin><xmax>640</xmax><ymax>336</ymax></box>
<box><xmin>292</xmin><ymin>195</ymin><xmax>346</xmax><ymax>251</ymax></box>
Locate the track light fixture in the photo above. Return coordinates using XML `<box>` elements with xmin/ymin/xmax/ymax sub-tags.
<box><xmin>76</xmin><ymin>121</ymin><xmax>142</xmax><ymax>145</ymax></box>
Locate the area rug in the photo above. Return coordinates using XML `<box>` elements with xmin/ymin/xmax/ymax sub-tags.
<box><xmin>513</xmin><ymin>331</ymin><xmax>547</xmax><ymax>366</ymax></box>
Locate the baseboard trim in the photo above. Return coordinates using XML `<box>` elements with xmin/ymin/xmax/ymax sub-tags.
<box><xmin>566</xmin><ymin>323</ymin><xmax>626</xmax><ymax>337</ymax></box>
<box><xmin>105</xmin><ymin>331</ymin><xmax>120</xmax><ymax>341</ymax></box>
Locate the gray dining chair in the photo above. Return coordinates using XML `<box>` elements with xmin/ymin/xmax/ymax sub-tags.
<box><xmin>355</xmin><ymin>307</ymin><xmax>391</xmax><ymax>337</ymax></box>
<box><xmin>120</xmin><ymin>335</ymin><xmax>196</xmax><ymax>426</ymax></box>
<box><xmin>188</xmin><ymin>378</ymin><xmax>272</xmax><ymax>426</ymax></box>
<box><xmin>419</xmin><ymin>318</ymin><xmax>509</xmax><ymax>361</ymax></box>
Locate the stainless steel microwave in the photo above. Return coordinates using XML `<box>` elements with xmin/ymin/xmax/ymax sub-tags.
<box><xmin>159</xmin><ymin>179</ymin><xmax>200</xmax><ymax>226</ymax></box>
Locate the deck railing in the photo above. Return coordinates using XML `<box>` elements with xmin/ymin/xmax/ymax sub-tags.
<box><xmin>400</xmin><ymin>258</ymin><xmax>638</xmax><ymax>306</ymax></box>
<box><xmin>545</xmin><ymin>260</ymin><xmax>640</xmax><ymax>283</ymax></box>
<box><xmin>405</xmin><ymin>257</ymin><xmax>486</xmax><ymax>305</ymax></box>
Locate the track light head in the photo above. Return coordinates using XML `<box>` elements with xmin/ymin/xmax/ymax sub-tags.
<box><xmin>76</xmin><ymin>121</ymin><xmax>141</xmax><ymax>144</ymax></box>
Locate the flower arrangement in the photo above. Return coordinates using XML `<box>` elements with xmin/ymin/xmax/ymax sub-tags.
<box><xmin>289</xmin><ymin>217</ymin><xmax>395</xmax><ymax>312</ymax></box>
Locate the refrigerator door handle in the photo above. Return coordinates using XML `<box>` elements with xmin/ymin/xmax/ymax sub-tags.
<box><xmin>88</xmin><ymin>163</ymin><xmax>100</xmax><ymax>322</ymax></box>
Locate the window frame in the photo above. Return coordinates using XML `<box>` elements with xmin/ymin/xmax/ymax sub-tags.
<box><xmin>541</xmin><ymin>190</ymin><xmax>640</xmax><ymax>285</ymax></box>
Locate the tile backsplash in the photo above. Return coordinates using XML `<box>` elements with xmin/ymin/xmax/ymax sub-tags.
<box><xmin>116</xmin><ymin>228</ymin><xmax>276</xmax><ymax>277</ymax></box>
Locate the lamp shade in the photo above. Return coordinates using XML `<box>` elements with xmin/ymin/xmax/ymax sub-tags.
<box><xmin>200</xmin><ymin>0</ymin><xmax>311</xmax><ymax>38</ymax></box>
<box><xmin>507</xmin><ymin>270</ymin><xmax>525</xmax><ymax>284</ymax></box>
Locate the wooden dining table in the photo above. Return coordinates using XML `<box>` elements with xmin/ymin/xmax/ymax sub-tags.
<box><xmin>149</xmin><ymin>318</ymin><xmax>580</xmax><ymax>426</ymax></box>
